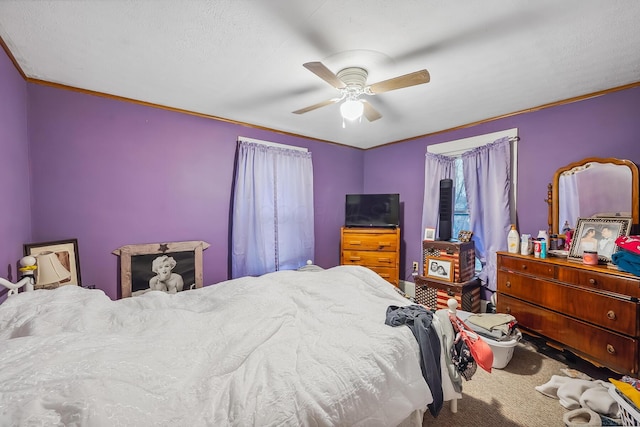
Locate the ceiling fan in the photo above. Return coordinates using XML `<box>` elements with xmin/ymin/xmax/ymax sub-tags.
<box><xmin>293</xmin><ymin>61</ymin><xmax>430</xmax><ymax>123</ymax></box>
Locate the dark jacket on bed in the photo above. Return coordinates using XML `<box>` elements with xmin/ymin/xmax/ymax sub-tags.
<box><xmin>385</xmin><ymin>304</ymin><xmax>443</xmax><ymax>417</ymax></box>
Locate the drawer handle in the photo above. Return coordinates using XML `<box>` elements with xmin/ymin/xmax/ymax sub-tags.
<box><xmin>349</xmin><ymin>257</ymin><xmax>361</xmax><ymax>262</ymax></box>
<box><xmin>505</xmin><ymin>281</ymin><xmax>512</xmax><ymax>288</ymax></box>
<box><xmin>607</xmin><ymin>310</ymin><xmax>616</xmax><ymax>320</ymax></box>
<box><xmin>521</xmin><ymin>264</ymin><xmax>527</xmax><ymax>270</ymax></box>
<box><xmin>378</xmin><ymin>258</ymin><xmax>391</xmax><ymax>263</ymax></box>
<box><xmin>607</xmin><ymin>344</ymin><xmax>616</xmax><ymax>355</ymax></box>
<box><xmin>378</xmin><ymin>242</ymin><xmax>390</xmax><ymax>246</ymax></box>
<box><xmin>589</xmin><ymin>278</ymin><xmax>597</xmax><ymax>285</ymax></box>
<box><xmin>505</xmin><ymin>306</ymin><xmax>511</xmax><ymax>314</ymax></box>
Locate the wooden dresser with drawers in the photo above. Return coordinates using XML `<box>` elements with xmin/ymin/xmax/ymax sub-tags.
<box><xmin>496</xmin><ymin>251</ymin><xmax>640</xmax><ymax>374</ymax></box>
<box><xmin>340</xmin><ymin>227</ymin><xmax>400</xmax><ymax>286</ymax></box>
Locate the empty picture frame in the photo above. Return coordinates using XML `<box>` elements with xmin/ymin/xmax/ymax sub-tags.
<box><xmin>113</xmin><ymin>240</ymin><xmax>210</xmax><ymax>298</ymax></box>
<box><xmin>24</xmin><ymin>238</ymin><xmax>81</xmax><ymax>288</ymax></box>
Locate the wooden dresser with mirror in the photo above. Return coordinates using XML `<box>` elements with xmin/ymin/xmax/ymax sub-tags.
<box><xmin>497</xmin><ymin>157</ymin><xmax>640</xmax><ymax>374</ymax></box>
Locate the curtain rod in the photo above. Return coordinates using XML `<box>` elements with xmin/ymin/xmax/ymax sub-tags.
<box><xmin>237</xmin><ymin>136</ymin><xmax>308</xmax><ymax>152</ymax></box>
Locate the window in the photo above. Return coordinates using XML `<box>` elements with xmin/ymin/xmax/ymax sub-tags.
<box><xmin>453</xmin><ymin>158</ymin><xmax>470</xmax><ymax>239</ymax></box>
<box><xmin>423</xmin><ymin>128</ymin><xmax>518</xmax><ymax>274</ymax></box>
<box><xmin>428</xmin><ymin>128</ymin><xmax>519</xmax><ymax>228</ymax></box>
<box><xmin>231</xmin><ymin>137</ymin><xmax>315</xmax><ymax>278</ymax></box>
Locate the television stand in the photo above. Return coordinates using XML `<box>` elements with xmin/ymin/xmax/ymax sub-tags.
<box><xmin>339</xmin><ymin>227</ymin><xmax>400</xmax><ymax>286</ymax></box>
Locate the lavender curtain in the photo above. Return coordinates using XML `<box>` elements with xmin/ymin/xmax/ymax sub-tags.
<box><xmin>461</xmin><ymin>137</ymin><xmax>512</xmax><ymax>292</ymax></box>
<box><xmin>421</xmin><ymin>152</ymin><xmax>456</xmax><ymax>251</ymax></box>
<box><xmin>231</xmin><ymin>141</ymin><xmax>314</xmax><ymax>278</ymax></box>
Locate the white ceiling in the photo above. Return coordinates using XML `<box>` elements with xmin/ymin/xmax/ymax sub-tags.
<box><xmin>1</xmin><ymin>1</ymin><xmax>639</xmax><ymax>149</ymax></box>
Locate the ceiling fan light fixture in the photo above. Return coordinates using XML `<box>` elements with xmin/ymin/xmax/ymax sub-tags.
<box><xmin>340</xmin><ymin>99</ymin><xmax>364</xmax><ymax>121</ymax></box>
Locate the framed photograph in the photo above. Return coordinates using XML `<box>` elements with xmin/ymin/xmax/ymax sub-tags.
<box><xmin>458</xmin><ymin>230</ymin><xmax>473</xmax><ymax>243</ymax></box>
<box><xmin>426</xmin><ymin>257</ymin><xmax>453</xmax><ymax>282</ymax></box>
<box><xmin>24</xmin><ymin>238</ymin><xmax>81</xmax><ymax>288</ymax></box>
<box><xmin>568</xmin><ymin>217</ymin><xmax>632</xmax><ymax>264</ymax></box>
<box><xmin>113</xmin><ymin>240</ymin><xmax>210</xmax><ymax>298</ymax></box>
<box><xmin>424</xmin><ymin>227</ymin><xmax>436</xmax><ymax>241</ymax></box>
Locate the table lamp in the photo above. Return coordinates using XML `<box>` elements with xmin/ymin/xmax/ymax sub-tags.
<box><xmin>0</xmin><ymin>251</ymin><xmax>71</xmax><ymax>297</ymax></box>
<box><xmin>34</xmin><ymin>251</ymin><xmax>71</xmax><ymax>288</ymax></box>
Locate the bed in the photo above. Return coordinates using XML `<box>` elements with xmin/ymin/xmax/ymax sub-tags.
<box><xmin>0</xmin><ymin>265</ymin><xmax>461</xmax><ymax>426</ymax></box>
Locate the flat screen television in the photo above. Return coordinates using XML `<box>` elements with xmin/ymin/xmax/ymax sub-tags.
<box><xmin>345</xmin><ymin>193</ymin><xmax>400</xmax><ymax>228</ymax></box>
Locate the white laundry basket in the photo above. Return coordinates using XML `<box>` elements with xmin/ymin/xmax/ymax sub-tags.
<box><xmin>483</xmin><ymin>333</ymin><xmax>521</xmax><ymax>369</ymax></box>
<box><xmin>609</xmin><ymin>385</ymin><xmax>640</xmax><ymax>426</ymax></box>
<box><xmin>455</xmin><ymin>309</ymin><xmax>521</xmax><ymax>369</ymax></box>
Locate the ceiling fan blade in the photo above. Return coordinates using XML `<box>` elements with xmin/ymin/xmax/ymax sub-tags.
<box><xmin>292</xmin><ymin>97</ymin><xmax>340</xmax><ymax>114</ymax></box>
<box><xmin>362</xmin><ymin>100</ymin><xmax>382</xmax><ymax>122</ymax></box>
<box><xmin>303</xmin><ymin>62</ymin><xmax>347</xmax><ymax>89</ymax></box>
<box><xmin>368</xmin><ymin>69</ymin><xmax>430</xmax><ymax>94</ymax></box>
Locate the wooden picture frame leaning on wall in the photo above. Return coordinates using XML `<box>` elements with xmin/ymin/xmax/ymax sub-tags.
<box><xmin>24</xmin><ymin>238</ymin><xmax>81</xmax><ymax>288</ymax></box>
<box><xmin>113</xmin><ymin>240</ymin><xmax>210</xmax><ymax>298</ymax></box>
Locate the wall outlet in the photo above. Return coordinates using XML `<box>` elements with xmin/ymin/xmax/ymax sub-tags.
<box><xmin>412</xmin><ymin>261</ymin><xmax>419</xmax><ymax>271</ymax></box>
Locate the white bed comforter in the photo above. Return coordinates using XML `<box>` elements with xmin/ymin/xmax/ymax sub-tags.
<box><xmin>0</xmin><ymin>265</ymin><xmax>435</xmax><ymax>426</ymax></box>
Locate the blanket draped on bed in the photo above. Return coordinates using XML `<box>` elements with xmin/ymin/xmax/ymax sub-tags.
<box><xmin>0</xmin><ymin>265</ymin><xmax>451</xmax><ymax>427</ymax></box>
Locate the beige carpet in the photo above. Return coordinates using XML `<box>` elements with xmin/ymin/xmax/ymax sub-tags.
<box><xmin>422</xmin><ymin>337</ymin><xmax>618</xmax><ymax>427</ymax></box>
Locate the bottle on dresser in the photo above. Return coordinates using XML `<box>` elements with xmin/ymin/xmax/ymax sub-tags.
<box><xmin>507</xmin><ymin>224</ymin><xmax>520</xmax><ymax>254</ymax></box>
<box><xmin>537</xmin><ymin>229</ymin><xmax>549</xmax><ymax>247</ymax></box>
<box><xmin>520</xmin><ymin>234</ymin><xmax>531</xmax><ymax>255</ymax></box>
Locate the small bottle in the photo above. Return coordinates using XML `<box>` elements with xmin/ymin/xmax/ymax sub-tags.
<box><xmin>540</xmin><ymin>239</ymin><xmax>547</xmax><ymax>259</ymax></box>
<box><xmin>520</xmin><ymin>234</ymin><xmax>531</xmax><ymax>255</ymax></box>
<box><xmin>534</xmin><ymin>239</ymin><xmax>542</xmax><ymax>258</ymax></box>
<box><xmin>507</xmin><ymin>224</ymin><xmax>519</xmax><ymax>254</ymax></box>
<box><xmin>537</xmin><ymin>229</ymin><xmax>549</xmax><ymax>248</ymax></box>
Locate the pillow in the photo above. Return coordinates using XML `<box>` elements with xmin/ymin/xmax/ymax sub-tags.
<box><xmin>297</xmin><ymin>264</ymin><xmax>324</xmax><ymax>272</ymax></box>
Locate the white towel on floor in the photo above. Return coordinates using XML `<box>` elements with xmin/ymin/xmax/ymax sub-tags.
<box><xmin>535</xmin><ymin>375</ymin><xmax>618</xmax><ymax>416</ymax></box>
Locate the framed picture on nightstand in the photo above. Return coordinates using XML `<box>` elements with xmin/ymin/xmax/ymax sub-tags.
<box><xmin>426</xmin><ymin>257</ymin><xmax>453</xmax><ymax>282</ymax></box>
<box><xmin>424</xmin><ymin>227</ymin><xmax>436</xmax><ymax>241</ymax></box>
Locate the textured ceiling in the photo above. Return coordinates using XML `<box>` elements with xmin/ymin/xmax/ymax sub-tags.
<box><xmin>1</xmin><ymin>1</ymin><xmax>639</xmax><ymax>149</ymax></box>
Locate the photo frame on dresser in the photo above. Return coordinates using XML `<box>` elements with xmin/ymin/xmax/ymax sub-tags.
<box><xmin>112</xmin><ymin>240</ymin><xmax>210</xmax><ymax>298</ymax></box>
<box><xmin>568</xmin><ymin>217</ymin><xmax>632</xmax><ymax>264</ymax></box>
<box><xmin>24</xmin><ymin>238</ymin><xmax>81</xmax><ymax>288</ymax></box>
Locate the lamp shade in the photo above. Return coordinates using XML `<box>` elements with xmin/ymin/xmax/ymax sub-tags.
<box><xmin>35</xmin><ymin>251</ymin><xmax>71</xmax><ymax>286</ymax></box>
<box><xmin>340</xmin><ymin>99</ymin><xmax>364</xmax><ymax>121</ymax></box>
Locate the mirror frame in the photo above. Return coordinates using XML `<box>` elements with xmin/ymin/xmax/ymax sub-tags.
<box><xmin>548</xmin><ymin>157</ymin><xmax>639</xmax><ymax>234</ymax></box>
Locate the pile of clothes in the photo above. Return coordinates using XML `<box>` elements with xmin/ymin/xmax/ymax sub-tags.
<box><xmin>456</xmin><ymin>311</ymin><xmax>522</xmax><ymax>342</ymax></box>
<box><xmin>612</xmin><ymin>235</ymin><xmax>640</xmax><ymax>276</ymax></box>
<box><xmin>537</xmin><ymin>373</ymin><xmax>640</xmax><ymax>425</ymax></box>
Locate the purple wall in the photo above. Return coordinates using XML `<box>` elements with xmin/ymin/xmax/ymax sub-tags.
<box><xmin>5</xmin><ymin>44</ymin><xmax>640</xmax><ymax>301</ymax></box>
<box><xmin>0</xmin><ymin>47</ymin><xmax>32</xmax><ymax>294</ymax></box>
<box><xmin>364</xmin><ymin>87</ymin><xmax>640</xmax><ymax>286</ymax></box>
<box><xmin>26</xmin><ymin>85</ymin><xmax>362</xmax><ymax>299</ymax></box>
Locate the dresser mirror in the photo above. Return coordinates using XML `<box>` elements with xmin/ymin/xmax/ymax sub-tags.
<box><xmin>548</xmin><ymin>157</ymin><xmax>639</xmax><ymax>234</ymax></box>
